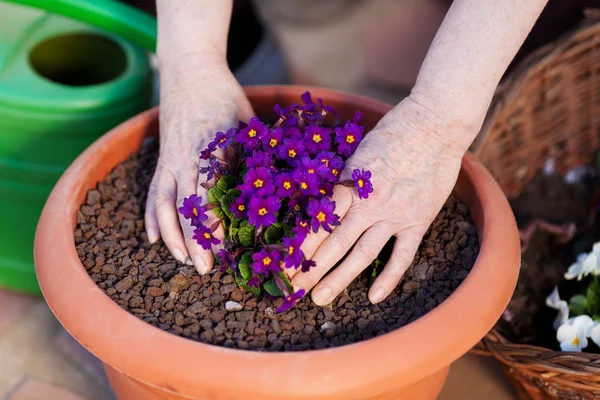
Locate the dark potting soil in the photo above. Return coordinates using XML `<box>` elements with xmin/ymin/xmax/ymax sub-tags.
<box><xmin>497</xmin><ymin>172</ymin><xmax>598</xmax><ymax>349</ymax></box>
<box><xmin>75</xmin><ymin>139</ymin><xmax>479</xmax><ymax>351</ymax></box>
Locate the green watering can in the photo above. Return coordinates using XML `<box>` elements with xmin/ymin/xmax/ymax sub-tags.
<box><xmin>0</xmin><ymin>0</ymin><xmax>156</xmax><ymax>294</ymax></box>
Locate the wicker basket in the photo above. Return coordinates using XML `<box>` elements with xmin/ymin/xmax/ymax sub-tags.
<box><xmin>471</xmin><ymin>9</ymin><xmax>600</xmax><ymax>400</ymax></box>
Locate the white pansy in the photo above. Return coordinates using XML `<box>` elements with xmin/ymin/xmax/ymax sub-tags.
<box><xmin>590</xmin><ymin>323</ymin><xmax>600</xmax><ymax>347</ymax></box>
<box><xmin>565</xmin><ymin>251</ymin><xmax>599</xmax><ymax>281</ymax></box>
<box><xmin>556</xmin><ymin>315</ymin><xmax>595</xmax><ymax>352</ymax></box>
<box><xmin>546</xmin><ymin>286</ymin><xmax>570</xmax><ymax>330</ymax></box>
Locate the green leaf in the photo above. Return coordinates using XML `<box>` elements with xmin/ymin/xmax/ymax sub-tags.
<box><xmin>220</xmin><ymin>193</ymin><xmax>237</xmax><ymax>221</ymax></box>
<box><xmin>229</xmin><ymin>224</ymin><xmax>239</xmax><ymax>241</ymax></box>
<box><xmin>234</xmin><ymin>273</ymin><xmax>260</xmax><ymax>296</ymax></box>
<box><xmin>213</xmin><ymin>206</ymin><xmax>225</xmax><ymax>220</ymax></box>
<box><xmin>283</xmin><ymin>224</ymin><xmax>294</xmax><ymax>238</ymax></box>
<box><xmin>226</xmin><ymin>188</ymin><xmax>242</xmax><ymax>198</ymax></box>
<box><xmin>265</xmin><ymin>224</ymin><xmax>284</xmax><ymax>244</ymax></box>
<box><xmin>217</xmin><ymin>176</ymin><xmax>237</xmax><ymax>192</ymax></box>
<box><xmin>208</xmin><ymin>187</ymin><xmax>225</xmax><ymax>204</ymax></box>
<box><xmin>593</xmin><ymin>314</ymin><xmax>600</xmax><ymax>323</ymax></box>
<box><xmin>570</xmin><ymin>295</ymin><xmax>587</xmax><ymax>316</ymax></box>
<box><xmin>238</xmin><ymin>221</ymin><xmax>255</xmax><ymax>247</ymax></box>
<box><xmin>264</xmin><ymin>278</ymin><xmax>284</xmax><ymax>297</ymax></box>
<box><xmin>238</xmin><ymin>253</ymin><xmax>253</xmax><ymax>280</ymax></box>
<box><xmin>277</xmin><ymin>271</ymin><xmax>294</xmax><ymax>293</ymax></box>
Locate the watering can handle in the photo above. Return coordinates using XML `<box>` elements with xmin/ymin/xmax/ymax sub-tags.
<box><xmin>0</xmin><ymin>0</ymin><xmax>157</xmax><ymax>51</ymax></box>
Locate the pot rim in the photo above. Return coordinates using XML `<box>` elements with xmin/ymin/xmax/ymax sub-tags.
<box><xmin>34</xmin><ymin>85</ymin><xmax>520</xmax><ymax>399</ymax></box>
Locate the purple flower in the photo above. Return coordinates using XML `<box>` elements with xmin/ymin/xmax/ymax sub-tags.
<box><xmin>294</xmin><ymin>217</ymin><xmax>311</xmax><ymax>236</ymax></box>
<box><xmin>246</xmin><ymin>150</ymin><xmax>270</xmax><ymax>169</ymax></box>
<box><xmin>247</xmin><ymin>276</ymin><xmax>261</xmax><ymax>287</ymax></box>
<box><xmin>352</xmin><ymin>169</ymin><xmax>374</xmax><ymax>199</ymax></box>
<box><xmin>275</xmin><ymin>173</ymin><xmax>297</xmax><ymax>198</ymax></box>
<box><xmin>318</xmin><ymin>97</ymin><xmax>338</xmax><ymax>118</ymax></box>
<box><xmin>217</xmin><ymin>249</ymin><xmax>236</xmax><ymax>272</ymax></box>
<box><xmin>303</xmin><ymin>125</ymin><xmax>332</xmax><ymax>154</ymax></box>
<box><xmin>316</xmin><ymin>151</ymin><xmax>344</xmax><ymax>182</ymax></box>
<box><xmin>277</xmin><ymin>289</ymin><xmax>306</xmax><ymax>313</ymax></box>
<box><xmin>319</xmin><ymin>182</ymin><xmax>334</xmax><ymax>197</ymax></box>
<box><xmin>301</xmin><ymin>259</ymin><xmax>316</xmax><ymax>273</ymax></box>
<box><xmin>299</xmin><ymin>156</ymin><xmax>328</xmax><ymax>177</ymax></box>
<box><xmin>292</xmin><ymin>170</ymin><xmax>320</xmax><ymax>197</ymax></box>
<box><xmin>335</xmin><ymin>121</ymin><xmax>364</xmax><ymax>157</ymax></box>
<box><xmin>240</xmin><ymin>167</ymin><xmax>274</xmax><ymax>196</ymax></box>
<box><xmin>178</xmin><ymin>194</ymin><xmax>208</xmax><ymax>226</ymax></box>
<box><xmin>230</xmin><ymin>196</ymin><xmax>248</xmax><ymax>219</ymax></box>
<box><xmin>199</xmin><ymin>157</ymin><xmax>223</xmax><ymax>181</ymax></box>
<box><xmin>251</xmin><ymin>249</ymin><xmax>282</xmax><ymax>275</ymax></box>
<box><xmin>261</xmin><ymin>127</ymin><xmax>283</xmax><ymax>152</ymax></box>
<box><xmin>278</xmin><ymin>137</ymin><xmax>304</xmax><ymax>165</ymax></box>
<box><xmin>209</xmin><ymin>127</ymin><xmax>235</xmax><ymax>149</ymax></box>
<box><xmin>307</xmin><ymin>198</ymin><xmax>340</xmax><ymax>233</ymax></box>
<box><xmin>248</xmin><ymin>196</ymin><xmax>280</xmax><ymax>228</ymax></box>
<box><xmin>236</xmin><ymin>117</ymin><xmax>268</xmax><ymax>149</ymax></box>
<box><xmin>200</xmin><ymin>145</ymin><xmax>215</xmax><ymax>161</ymax></box>
<box><xmin>283</xmin><ymin>235</ymin><xmax>306</xmax><ymax>268</ymax></box>
<box><xmin>192</xmin><ymin>225</ymin><xmax>221</xmax><ymax>250</ymax></box>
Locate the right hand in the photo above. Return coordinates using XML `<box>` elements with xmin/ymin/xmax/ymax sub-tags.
<box><xmin>145</xmin><ymin>53</ymin><xmax>254</xmax><ymax>274</ymax></box>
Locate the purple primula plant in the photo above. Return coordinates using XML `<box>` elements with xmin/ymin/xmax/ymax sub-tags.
<box><xmin>178</xmin><ymin>92</ymin><xmax>375</xmax><ymax>312</ymax></box>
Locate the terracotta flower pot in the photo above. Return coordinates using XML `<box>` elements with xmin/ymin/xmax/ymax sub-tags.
<box><xmin>35</xmin><ymin>85</ymin><xmax>520</xmax><ymax>400</ymax></box>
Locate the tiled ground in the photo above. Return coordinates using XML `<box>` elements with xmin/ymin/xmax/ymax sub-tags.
<box><xmin>0</xmin><ymin>288</ymin><xmax>515</xmax><ymax>399</ymax></box>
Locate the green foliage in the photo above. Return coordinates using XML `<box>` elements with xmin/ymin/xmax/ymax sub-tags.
<box><xmin>238</xmin><ymin>253</ymin><xmax>253</xmax><ymax>280</ymax></box>
<box><xmin>265</xmin><ymin>224</ymin><xmax>284</xmax><ymax>244</ymax></box>
<box><xmin>569</xmin><ymin>295</ymin><xmax>587</xmax><ymax>316</ymax></box>
<box><xmin>235</xmin><ymin>273</ymin><xmax>261</xmax><ymax>296</ymax></box>
<box><xmin>208</xmin><ymin>187</ymin><xmax>225</xmax><ymax>204</ymax></box>
<box><xmin>263</xmin><ymin>278</ymin><xmax>284</xmax><ymax>297</ymax></box>
<box><xmin>217</xmin><ymin>175</ymin><xmax>237</xmax><ymax>192</ymax></box>
<box><xmin>238</xmin><ymin>221</ymin><xmax>255</xmax><ymax>247</ymax></box>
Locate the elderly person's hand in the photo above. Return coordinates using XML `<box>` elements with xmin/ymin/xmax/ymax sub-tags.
<box><xmin>289</xmin><ymin>97</ymin><xmax>466</xmax><ymax>305</ymax></box>
<box><xmin>146</xmin><ymin>0</ymin><xmax>253</xmax><ymax>273</ymax></box>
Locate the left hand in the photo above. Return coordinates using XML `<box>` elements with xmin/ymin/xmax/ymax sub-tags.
<box><xmin>289</xmin><ymin>96</ymin><xmax>469</xmax><ymax>305</ymax></box>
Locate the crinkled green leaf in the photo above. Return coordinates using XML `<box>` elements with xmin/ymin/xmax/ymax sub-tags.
<box><xmin>220</xmin><ymin>193</ymin><xmax>237</xmax><ymax>221</ymax></box>
<box><xmin>570</xmin><ymin>295</ymin><xmax>587</xmax><ymax>316</ymax></box>
<box><xmin>226</xmin><ymin>188</ymin><xmax>242</xmax><ymax>198</ymax></box>
<box><xmin>208</xmin><ymin>187</ymin><xmax>225</xmax><ymax>204</ymax></box>
<box><xmin>265</xmin><ymin>224</ymin><xmax>284</xmax><ymax>244</ymax></box>
<box><xmin>277</xmin><ymin>271</ymin><xmax>294</xmax><ymax>293</ymax></box>
<box><xmin>238</xmin><ymin>253</ymin><xmax>253</xmax><ymax>280</ymax></box>
<box><xmin>234</xmin><ymin>274</ymin><xmax>260</xmax><ymax>296</ymax></box>
<box><xmin>264</xmin><ymin>278</ymin><xmax>284</xmax><ymax>297</ymax></box>
<box><xmin>213</xmin><ymin>206</ymin><xmax>225</xmax><ymax>220</ymax></box>
<box><xmin>217</xmin><ymin>175</ymin><xmax>237</xmax><ymax>192</ymax></box>
<box><xmin>238</xmin><ymin>221</ymin><xmax>255</xmax><ymax>247</ymax></box>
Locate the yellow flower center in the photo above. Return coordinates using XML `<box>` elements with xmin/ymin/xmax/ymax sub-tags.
<box><xmin>321</xmin><ymin>159</ymin><xmax>329</xmax><ymax>166</ymax></box>
<box><xmin>288</xmin><ymin>149</ymin><xmax>297</xmax><ymax>158</ymax></box>
<box><xmin>573</xmin><ymin>337</ymin><xmax>580</xmax><ymax>346</ymax></box>
<box><xmin>317</xmin><ymin>212</ymin><xmax>326</xmax><ymax>222</ymax></box>
<box><xmin>358</xmin><ymin>179</ymin><xmax>364</xmax><ymax>188</ymax></box>
<box><xmin>300</xmin><ymin>220</ymin><xmax>308</xmax><ymax>227</ymax></box>
<box><xmin>301</xmin><ymin>182</ymin><xmax>308</xmax><ymax>190</ymax></box>
<box><xmin>248</xmin><ymin>129</ymin><xmax>257</xmax><ymax>138</ymax></box>
<box><xmin>192</xmin><ymin>207</ymin><xmax>198</xmax><ymax>217</ymax></box>
<box><xmin>294</xmin><ymin>204</ymin><xmax>301</xmax><ymax>211</ymax></box>
<box><xmin>346</xmin><ymin>135</ymin><xmax>355</xmax><ymax>144</ymax></box>
<box><xmin>203</xmin><ymin>232</ymin><xmax>211</xmax><ymax>239</ymax></box>
<box><xmin>289</xmin><ymin>246</ymin><xmax>294</xmax><ymax>255</ymax></box>
<box><xmin>313</xmin><ymin>134</ymin><xmax>322</xmax><ymax>143</ymax></box>
<box><xmin>263</xmin><ymin>257</ymin><xmax>272</xmax><ymax>265</ymax></box>
<box><xmin>258</xmin><ymin>207</ymin><xmax>268</xmax><ymax>216</ymax></box>
<box><xmin>283</xmin><ymin>181</ymin><xmax>291</xmax><ymax>190</ymax></box>
<box><xmin>320</xmin><ymin>189</ymin><xmax>326</xmax><ymax>195</ymax></box>
<box><xmin>219</xmin><ymin>137</ymin><xmax>226</xmax><ymax>143</ymax></box>
<box><xmin>308</xmin><ymin>168</ymin><xmax>315</xmax><ymax>174</ymax></box>
<box><xmin>332</xmin><ymin>169</ymin><xmax>339</xmax><ymax>176</ymax></box>
<box><xmin>254</xmin><ymin>179</ymin><xmax>264</xmax><ymax>188</ymax></box>
<box><xmin>269</xmin><ymin>138</ymin><xmax>278</xmax><ymax>147</ymax></box>
<box><xmin>238</xmin><ymin>205</ymin><xmax>245</xmax><ymax>211</ymax></box>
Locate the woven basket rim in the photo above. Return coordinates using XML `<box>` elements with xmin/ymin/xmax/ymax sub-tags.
<box><xmin>473</xmin><ymin>8</ymin><xmax>600</xmax><ymax>393</ymax></box>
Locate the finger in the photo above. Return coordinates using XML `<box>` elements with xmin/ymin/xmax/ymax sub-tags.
<box><xmin>145</xmin><ymin>166</ymin><xmax>162</xmax><ymax>244</ymax></box>
<box><xmin>173</xmin><ymin>166</ymin><xmax>214</xmax><ymax>274</ymax></box>
<box><xmin>286</xmin><ymin>185</ymin><xmax>354</xmax><ymax>280</ymax></box>
<box><xmin>368</xmin><ymin>226</ymin><xmax>426</xmax><ymax>304</ymax></box>
<box><xmin>292</xmin><ymin>212</ymin><xmax>368</xmax><ymax>294</ymax></box>
<box><xmin>312</xmin><ymin>223</ymin><xmax>393</xmax><ymax>305</ymax></box>
<box><xmin>153</xmin><ymin>169</ymin><xmax>189</xmax><ymax>264</ymax></box>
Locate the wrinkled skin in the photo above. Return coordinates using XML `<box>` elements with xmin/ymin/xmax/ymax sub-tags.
<box><xmin>145</xmin><ymin>57</ymin><xmax>253</xmax><ymax>273</ymax></box>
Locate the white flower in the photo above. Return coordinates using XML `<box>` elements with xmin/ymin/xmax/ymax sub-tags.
<box><xmin>546</xmin><ymin>286</ymin><xmax>570</xmax><ymax>330</ymax></box>
<box><xmin>565</xmin><ymin>251</ymin><xmax>599</xmax><ymax>280</ymax></box>
<box><xmin>557</xmin><ymin>315</ymin><xmax>595</xmax><ymax>352</ymax></box>
<box><xmin>591</xmin><ymin>323</ymin><xmax>600</xmax><ymax>347</ymax></box>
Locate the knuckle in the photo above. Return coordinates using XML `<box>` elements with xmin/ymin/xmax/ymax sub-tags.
<box><xmin>354</xmin><ymin>240</ymin><xmax>380</xmax><ymax>260</ymax></box>
<box><xmin>154</xmin><ymin>192</ymin><xmax>171</xmax><ymax>208</ymax></box>
<box><xmin>392</xmin><ymin>245</ymin><xmax>416</xmax><ymax>268</ymax></box>
<box><xmin>328</xmin><ymin>231</ymin><xmax>352</xmax><ymax>251</ymax></box>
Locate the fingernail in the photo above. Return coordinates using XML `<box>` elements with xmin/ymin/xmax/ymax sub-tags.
<box><xmin>193</xmin><ymin>256</ymin><xmax>209</xmax><ymax>275</ymax></box>
<box><xmin>147</xmin><ymin>229</ymin><xmax>158</xmax><ymax>244</ymax></box>
<box><xmin>370</xmin><ymin>288</ymin><xmax>384</xmax><ymax>304</ymax></box>
<box><xmin>313</xmin><ymin>287</ymin><xmax>332</xmax><ymax>305</ymax></box>
<box><xmin>172</xmin><ymin>249</ymin><xmax>186</xmax><ymax>263</ymax></box>
<box><xmin>185</xmin><ymin>256</ymin><xmax>194</xmax><ymax>266</ymax></box>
